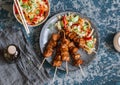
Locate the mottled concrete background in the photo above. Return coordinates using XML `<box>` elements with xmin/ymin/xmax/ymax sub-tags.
<box><xmin>0</xmin><ymin>0</ymin><xmax>120</xmax><ymax>85</ymax></box>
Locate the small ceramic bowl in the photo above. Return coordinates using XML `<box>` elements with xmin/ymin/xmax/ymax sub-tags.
<box><xmin>13</xmin><ymin>0</ymin><xmax>50</xmax><ymax>27</ymax></box>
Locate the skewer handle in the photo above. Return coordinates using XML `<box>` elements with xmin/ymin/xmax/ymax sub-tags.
<box><xmin>52</xmin><ymin>67</ymin><xmax>57</xmax><ymax>84</ymax></box>
<box><xmin>66</xmin><ymin>61</ymin><xmax>68</xmax><ymax>75</ymax></box>
<box><xmin>38</xmin><ymin>58</ymin><xmax>46</xmax><ymax>70</ymax></box>
<box><xmin>79</xmin><ymin>65</ymin><xmax>85</xmax><ymax>77</ymax></box>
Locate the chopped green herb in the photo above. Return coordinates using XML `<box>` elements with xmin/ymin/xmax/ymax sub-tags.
<box><xmin>60</xmin><ymin>21</ymin><xmax>64</xmax><ymax>27</ymax></box>
<box><xmin>29</xmin><ymin>15</ymin><xmax>34</xmax><ymax>20</ymax></box>
<box><xmin>21</xmin><ymin>4</ymin><xmax>27</xmax><ymax>8</ymax></box>
<box><xmin>31</xmin><ymin>0</ymin><xmax>34</xmax><ymax>3</ymax></box>
<box><xmin>19</xmin><ymin>0</ymin><xmax>23</xmax><ymax>5</ymax></box>
<box><xmin>71</xmin><ymin>15</ymin><xmax>79</xmax><ymax>22</ymax></box>
<box><xmin>84</xmin><ymin>21</ymin><xmax>89</xmax><ymax>25</ymax></box>
<box><xmin>36</xmin><ymin>10</ymin><xmax>40</xmax><ymax>14</ymax></box>
<box><xmin>83</xmin><ymin>24</ymin><xmax>88</xmax><ymax>31</ymax></box>
<box><xmin>87</xmin><ymin>41</ymin><xmax>93</xmax><ymax>48</ymax></box>
<box><xmin>26</xmin><ymin>5</ymin><xmax>32</xmax><ymax>12</ymax></box>
<box><xmin>33</xmin><ymin>3</ymin><xmax>38</xmax><ymax>8</ymax></box>
<box><xmin>27</xmin><ymin>6</ymin><xmax>31</xmax><ymax>10</ymax></box>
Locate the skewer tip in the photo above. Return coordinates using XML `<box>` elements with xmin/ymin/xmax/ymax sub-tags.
<box><xmin>52</xmin><ymin>67</ymin><xmax>58</xmax><ymax>84</ymax></box>
<box><xmin>66</xmin><ymin>61</ymin><xmax>69</xmax><ymax>75</ymax></box>
<box><xmin>38</xmin><ymin>58</ymin><xmax>46</xmax><ymax>70</ymax></box>
<box><xmin>79</xmin><ymin>64</ymin><xmax>86</xmax><ymax>77</ymax></box>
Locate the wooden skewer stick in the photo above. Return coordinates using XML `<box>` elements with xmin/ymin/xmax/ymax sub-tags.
<box><xmin>52</xmin><ymin>67</ymin><xmax>57</xmax><ymax>84</ymax></box>
<box><xmin>38</xmin><ymin>58</ymin><xmax>46</xmax><ymax>70</ymax></box>
<box><xmin>66</xmin><ymin>61</ymin><xmax>68</xmax><ymax>75</ymax></box>
<box><xmin>79</xmin><ymin>64</ymin><xmax>85</xmax><ymax>77</ymax></box>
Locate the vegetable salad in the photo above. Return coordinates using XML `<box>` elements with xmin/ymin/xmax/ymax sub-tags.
<box><xmin>55</xmin><ymin>13</ymin><xmax>96</xmax><ymax>54</ymax></box>
<box><xmin>14</xmin><ymin>0</ymin><xmax>49</xmax><ymax>25</ymax></box>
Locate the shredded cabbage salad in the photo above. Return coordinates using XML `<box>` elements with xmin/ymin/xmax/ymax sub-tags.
<box><xmin>14</xmin><ymin>0</ymin><xmax>49</xmax><ymax>25</ymax></box>
<box><xmin>55</xmin><ymin>13</ymin><xmax>96</xmax><ymax>54</ymax></box>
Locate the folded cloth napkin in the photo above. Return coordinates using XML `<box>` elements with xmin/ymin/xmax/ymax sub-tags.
<box><xmin>0</xmin><ymin>27</ymin><xmax>50</xmax><ymax>85</ymax></box>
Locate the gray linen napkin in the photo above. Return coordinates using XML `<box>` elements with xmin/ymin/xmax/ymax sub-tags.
<box><xmin>0</xmin><ymin>27</ymin><xmax>50</xmax><ymax>85</ymax></box>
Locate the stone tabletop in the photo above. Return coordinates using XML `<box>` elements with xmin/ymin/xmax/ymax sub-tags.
<box><xmin>0</xmin><ymin>0</ymin><xmax>120</xmax><ymax>85</ymax></box>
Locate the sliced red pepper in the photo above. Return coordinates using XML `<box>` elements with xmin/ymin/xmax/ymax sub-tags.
<box><xmin>38</xmin><ymin>5</ymin><xmax>45</xmax><ymax>17</ymax></box>
<box><xmin>22</xmin><ymin>0</ymin><xmax>28</xmax><ymax>3</ymax></box>
<box><xmin>86</xmin><ymin>29</ymin><xmax>91</xmax><ymax>36</ymax></box>
<box><xmin>71</xmin><ymin>23</ymin><xmax>79</xmax><ymax>29</ymax></box>
<box><xmin>38</xmin><ymin>10</ymin><xmax>44</xmax><ymax>17</ymax></box>
<box><xmin>62</xmin><ymin>15</ymin><xmax>68</xmax><ymax>29</ymax></box>
<box><xmin>14</xmin><ymin>5</ymin><xmax>18</xmax><ymax>14</ymax></box>
<box><xmin>43</xmin><ymin>0</ymin><xmax>48</xmax><ymax>3</ymax></box>
<box><xmin>72</xmin><ymin>23</ymin><xmax>79</xmax><ymax>27</ymax></box>
<box><xmin>32</xmin><ymin>16</ymin><xmax>38</xmax><ymax>22</ymax></box>
<box><xmin>84</xmin><ymin>36</ymin><xmax>92</xmax><ymax>41</ymax></box>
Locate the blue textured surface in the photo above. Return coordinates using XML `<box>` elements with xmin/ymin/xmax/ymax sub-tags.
<box><xmin>0</xmin><ymin>0</ymin><xmax>120</xmax><ymax>85</ymax></box>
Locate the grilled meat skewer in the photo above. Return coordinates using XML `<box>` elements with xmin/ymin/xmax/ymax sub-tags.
<box><xmin>39</xmin><ymin>33</ymin><xmax>60</xmax><ymax>70</ymax></box>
